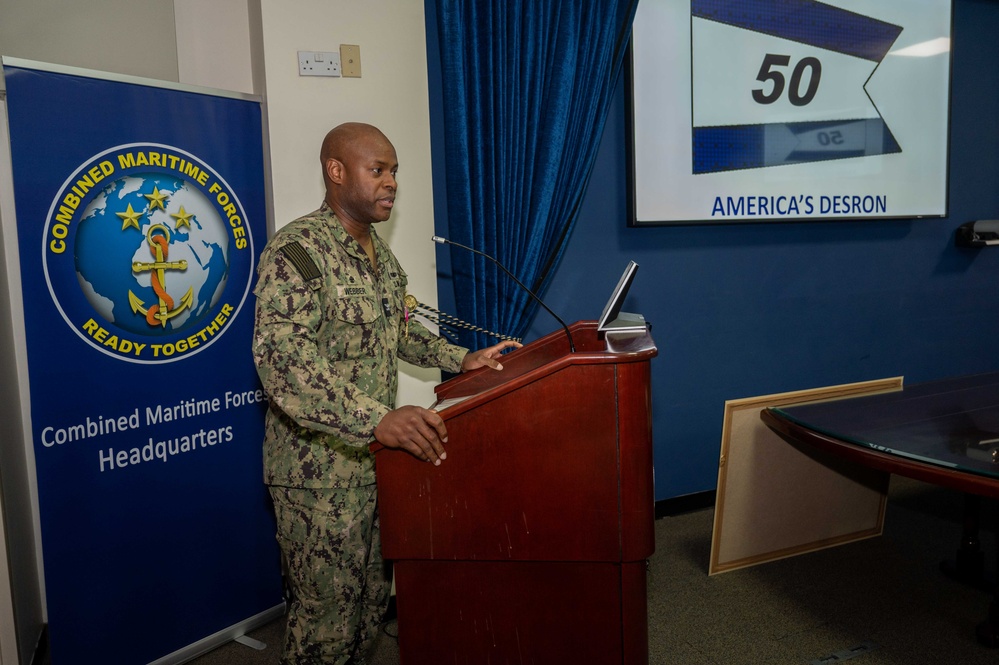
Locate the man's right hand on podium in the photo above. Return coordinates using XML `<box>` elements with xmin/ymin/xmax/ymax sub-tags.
<box><xmin>374</xmin><ymin>405</ymin><xmax>449</xmax><ymax>466</ymax></box>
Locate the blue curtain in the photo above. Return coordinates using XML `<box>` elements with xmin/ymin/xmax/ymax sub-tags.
<box><xmin>435</xmin><ymin>0</ymin><xmax>639</xmax><ymax>349</ymax></box>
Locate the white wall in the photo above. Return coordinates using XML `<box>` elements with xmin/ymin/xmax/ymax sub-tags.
<box><xmin>0</xmin><ymin>0</ymin><xmax>179</xmax><ymax>81</ymax></box>
<box><xmin>174</xmin><ymin>0</ymin><xmax>254</xmax><ymax>94</ymax></box>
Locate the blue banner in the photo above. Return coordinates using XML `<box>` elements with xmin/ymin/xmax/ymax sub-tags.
<box><xmin>3</xmin><ymin>63</ymin><xmax>282</xmax><ymax>664</ymax></box>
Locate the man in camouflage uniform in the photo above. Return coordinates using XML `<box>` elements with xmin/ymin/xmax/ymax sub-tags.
<box><xmin>253</xmin><ymin>122</ymin><xmax>518</xmax><ymax>664</ymax></box>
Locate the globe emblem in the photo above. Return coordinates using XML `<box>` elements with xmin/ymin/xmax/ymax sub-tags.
<box><xmin>74</xmin><ymin>173</ymin><xmax>230</xmax><ymax>336</ymax></box>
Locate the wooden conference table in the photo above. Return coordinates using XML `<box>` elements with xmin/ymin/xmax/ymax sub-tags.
<box><xmin>761</xmin><ymin>371</ymin><xmax>999</xmax><ymax>646</ymax></box>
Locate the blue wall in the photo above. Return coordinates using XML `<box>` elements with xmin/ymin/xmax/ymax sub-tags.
<box><xmin>429</xmin><ymin>1</ymin><xmax>999</xmax><ymax>501</ymax></box>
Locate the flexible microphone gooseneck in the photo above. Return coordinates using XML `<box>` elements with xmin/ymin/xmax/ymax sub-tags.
<box><xmin>432</xmin><ymin>235</ymin><xmax>575</xmax><ymax>353</ymax></box>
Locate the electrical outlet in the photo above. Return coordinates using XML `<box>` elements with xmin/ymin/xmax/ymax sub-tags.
<box><xmin>298</xmin><ymin>51</ymin><xmax>341</xmax><ymax>77</ymax></box>
<box><xmin>340</xmin><ymin>44</ymin><xmax>361</xmax><ymax>78</ymax></box>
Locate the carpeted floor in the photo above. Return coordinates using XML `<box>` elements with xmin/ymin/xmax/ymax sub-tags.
<box><xmin>186</xmin><ymin>475</ymin><xmax>999</xmax><ymax>665</ymax></box>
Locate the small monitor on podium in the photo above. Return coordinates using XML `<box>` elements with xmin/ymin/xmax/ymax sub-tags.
<box><xmin>597</xmin><ymin>261</ymin><xmax>645</xmax><ymax>333</ymax></box>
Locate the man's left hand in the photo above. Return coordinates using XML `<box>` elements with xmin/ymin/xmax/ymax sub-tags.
<box><xmin>461</xmin><ymin>340</ymin><xmax>522</xmax><ymax>372</ymax></box>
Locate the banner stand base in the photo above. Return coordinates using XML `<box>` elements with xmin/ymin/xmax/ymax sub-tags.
<box><xmin>234</xmin><ymin>634</ymin><xmax>268</xmax><ymax>651</ymax></box>
<box><xmin>148</xmin><ymin>603</ymin><xmax>285</xmax><ymax>665</ymax></box>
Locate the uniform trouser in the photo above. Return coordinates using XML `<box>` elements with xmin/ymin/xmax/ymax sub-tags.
<box><xmin>268</xmin><ymin>484</ymin><xmax>391</xmax><ymax>665</ymax></box>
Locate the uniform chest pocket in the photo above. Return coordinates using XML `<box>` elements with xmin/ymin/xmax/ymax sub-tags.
<box><xmin>333</xmin><ymin>295</ymin><xmax>381</xmax><ymax>325</ymax></box>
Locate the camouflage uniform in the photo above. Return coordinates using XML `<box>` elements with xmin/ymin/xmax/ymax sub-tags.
<box><xmin>252</xmin><ymin>202</ymin><xmax>467</xmax><ymax>664</ymax></box>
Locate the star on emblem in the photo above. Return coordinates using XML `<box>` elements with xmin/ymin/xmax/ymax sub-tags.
<box><xmin>116</xmin><ymin>203</ymin><xmax>143</xmax><ymax>231</ymax></box>
<box><xmin>144</xmin><ymin>187</ymin><xmax>169</xmax><ymax>212</ymax></box>
<box><xmin>170</xmin><ymin>206</ymin><xmax>194</xmax><ymax>229</ymax></box>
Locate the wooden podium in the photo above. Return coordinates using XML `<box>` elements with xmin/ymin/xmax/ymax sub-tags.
<box><xmin>374</xmin><ymin>320</ymin><xmax>658</xmax><ymax>664</ymax></box>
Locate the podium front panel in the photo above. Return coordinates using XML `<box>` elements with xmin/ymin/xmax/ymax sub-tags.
<box><xmin>379</xmin><ymin>363</ymin><xmax>626</xmax><ymax>562</ymax></box>
<box><xmin>394</xmin><ymin>560</ymin><xmax>649</xmax><ymax>665</ymax></box>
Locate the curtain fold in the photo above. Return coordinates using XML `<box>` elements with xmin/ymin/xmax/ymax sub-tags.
<box><xmin>436</xmin><ymin>0</ymin><xmax>639</xmax><ymax>349</ymax></box>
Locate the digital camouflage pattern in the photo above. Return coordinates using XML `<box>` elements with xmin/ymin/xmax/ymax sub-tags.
<box><xmin>253</xmin><ymin>202</ymin><xmax>468</xmax><ymax>663</ymax></box>
<box><xmin>269</xmin><ymin>485</ymin><xmax>387</xmax><ymax>665</ymax></box>
<box><xmin>253</xmin><ymin>201</ymin><xmax>468</xmax><ymax>488</ymax></box>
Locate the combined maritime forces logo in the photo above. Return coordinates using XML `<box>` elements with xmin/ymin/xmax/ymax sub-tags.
<box><xmin>43</xmin><ymin>143</ymin><xmax>255</xmax><ymax>364</ymax></box>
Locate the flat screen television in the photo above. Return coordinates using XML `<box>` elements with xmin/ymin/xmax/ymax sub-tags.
<box><xmin>629</xmin><ymin>0</ymin><xmax>953</xmax><ymax>225</ymax></box>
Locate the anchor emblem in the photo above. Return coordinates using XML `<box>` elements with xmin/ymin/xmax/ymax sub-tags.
<box><xmin>128</xmin><ymin>224</ymin><xmax>193</xmax><ymax>327</ymax></box>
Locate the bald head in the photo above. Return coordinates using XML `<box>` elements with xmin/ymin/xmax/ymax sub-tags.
<box><xmin>321</xmin><ymin>122</ymin><xmax>392</xmax><ymax>170</ymax></box>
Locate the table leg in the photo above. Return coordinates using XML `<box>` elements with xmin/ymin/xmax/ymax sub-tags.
<box><xmin>975</xmin><ymin>498</ymin><xmax>999</xmax><ymax>647</ymax></box>
<box><xmin>941</xmin><ymin>493</ymin><xmax>986</xmax><ymax>588</ymax></box>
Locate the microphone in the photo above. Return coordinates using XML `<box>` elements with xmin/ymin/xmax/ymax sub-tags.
<box><xmin>432</xmin><ymin>235</ymin><xmax>575</xmax><ymax>353</ymax></box>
